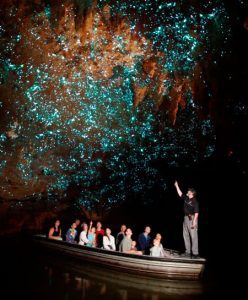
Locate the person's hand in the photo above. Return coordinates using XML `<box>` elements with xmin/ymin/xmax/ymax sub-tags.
<box><xmin>174</xmin><ymin>180</ymin><xmax>178</xmax><ymax>187</ymax></box>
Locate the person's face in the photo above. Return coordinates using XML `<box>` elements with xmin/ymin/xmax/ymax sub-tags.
<box><xmin>106</xmin><ymin>228</ymin><xmax>111</xmax><ymax>235</ymax></box>
<box><xmin>121</xmin><ymin>225</ymin><xmax>126</xmax><ymax>232</ymax></box>
<box><xmin>153</xmin><ymin>239</ymin><xmax>159</xmax><ymax>246</ymax></box>
<box><xmin>145</xmin><ymin>226</ymin><xmax>151</xmax><ymax>234</ymax></box>
<box><xmin>72</xmin><ymin>222</ymin><xmax>77</xmax><ymax>229</ymax></box>
<box><xmin>131</xmin><ymin>241</ymin><xmax>136</xmax><ymax>247</ymax></box>
<box><xmin>187</xmin><ymin>190</ymin><xmax>194</xmax><ymax>198</ymax></box>
<box><xmin>126</xmin><ymin>228</ymin><xmax>132</xmax><ymax>236</ymax></box>
<box><xmin>55</xmin><ymin>220</ymin><xmax>60</xmax><ymax>227</ymax></box>
<box><xmin>75</xmin><ymin>219</ymin><xmax>80</xmax><ymax>226</ymax></box>
<box><xmin>97</xmin><ymin>222</ymin><xmax>102</xmax><ymax>228</ymax></box>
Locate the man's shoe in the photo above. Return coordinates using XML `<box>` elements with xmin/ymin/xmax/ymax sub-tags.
<box><xmin>191</xmin><ymin>254</ymin><xmax>200</xmax><ymax>259</ymax></box>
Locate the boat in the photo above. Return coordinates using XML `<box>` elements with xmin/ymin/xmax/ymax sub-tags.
<box><xmin>32</xmin><ymin>234</ymin><xmax>206</xmax><ymax>280</ymax></box>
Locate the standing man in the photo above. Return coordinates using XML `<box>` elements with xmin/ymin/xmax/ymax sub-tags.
<box><xmin>174</xmin><ymin>180</ymin><xmax>199</xmax><ymax>258</ymax></box>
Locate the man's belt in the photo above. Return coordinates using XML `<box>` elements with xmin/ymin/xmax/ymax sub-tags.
<box><xmin>186</xmin><ymin>214</ymin><xmax>193</xmax><ymax>220</ymax></box>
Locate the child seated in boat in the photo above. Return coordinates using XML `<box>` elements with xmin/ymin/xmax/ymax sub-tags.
<box><xmin>131</xmin><ymin>240</ymin><xmax>138</xmax><ymax>251</ymax></box>
<box><xmin>103</xmin><ymin>228</ymin><xmax>116</xmax><ymax>250</ymax></box>
<box><xmin>87</xmin><ymin>225</ymin><xmax>96</xmax><ymax>247</ymax></box>
<box><xmin>48</xmin><ymin>219</ymin><xmax>63</xmax><ymax>241</ymax></box>
<box><xmin>65</xmin><ymin>222</ymin><xmax>78</xmax><ymax>243</ymax></box>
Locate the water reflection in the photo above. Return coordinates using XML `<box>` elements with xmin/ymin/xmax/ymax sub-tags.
<box><xmin>39</xmin><ymin>255</ymin><xmax>206</xmax><ymax>300</ymax></box>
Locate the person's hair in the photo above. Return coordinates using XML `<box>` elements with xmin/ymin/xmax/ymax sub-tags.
<box><xmin>81</xmin><ymin>222</ymin><xmax>88</xmax><ymax>230</ymax></box>
<box><xmin>155</xmin><ymin>233</ymin><xmax>162</xmax><ymax>240</ymax></box>
<box><xmin>188</xmin><ymin>188</ymin><xmax>197</xmax><ymax>197</ymax></box>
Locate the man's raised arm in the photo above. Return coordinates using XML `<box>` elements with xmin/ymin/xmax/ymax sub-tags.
<box><xmin>174</xmin><ymin>180</ymin><xmax>182</xmax><ymax>197</ymax></box>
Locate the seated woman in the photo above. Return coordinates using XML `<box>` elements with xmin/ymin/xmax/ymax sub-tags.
<box><xmin>65</xmin><ymin>222</ymin><xmax>78</xmax><ymax>243</ymax></box>
<box><xmin>95</xmin><ymin>221</ymin><xmax>105</xmax><ymax>248</ymax></box>
<box><xmin>79</xmin><ymin>222</ymin><xmax>89</xmax><ymax>246</ymax></box>
<box><xmin>150</xmin><ymin>233</ymin><xmax>173</xmax><ymax>258</ymax></box>
<box><xmin>48</xmin><ymin>219</ymin><xmax>63</xmax><ymax>240</ymax></box>
<box><xmin>103</xmin><ymin>228</ymin><xmax>116</xmax><ymax>251</ymax></box>
<box><xmin>150</xmin><ymin>238</ymin><xmax>165</xmax><ymax>257</ymax></box>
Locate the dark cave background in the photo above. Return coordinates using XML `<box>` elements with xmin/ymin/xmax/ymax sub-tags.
<box><xmin>0</xmin><ymin>2</ymin><xmax>247</xmax><ymax>267</ymax></box>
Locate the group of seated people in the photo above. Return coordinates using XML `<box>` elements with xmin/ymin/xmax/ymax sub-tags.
<box><xmin>48</xmin><ymin>219</ymin><xmax>172</xmax><ymax>258</ymax></box>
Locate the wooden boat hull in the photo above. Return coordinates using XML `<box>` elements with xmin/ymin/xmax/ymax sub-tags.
<box><xmin>33</xmin><ymin>235</ymin><xmax>206</xmax><ymax>280</ymax></box>
<box><xmin>39</xmin><ymin>256</ymin><xmax>205</xmax><ymax>296</ymax></box>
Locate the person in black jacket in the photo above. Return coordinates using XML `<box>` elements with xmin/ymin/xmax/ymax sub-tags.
<box><xmin>174</xmin><ymin>180</ymin><xmax>199</xmax><ymax>258</ymax></box>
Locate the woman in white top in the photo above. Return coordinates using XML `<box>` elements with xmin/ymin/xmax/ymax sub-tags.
<box><xmin>150</xmin><ymin>238</ymin><xmax>165</xmax><ymax>257</ymax></box>
<box><xmin>79</xmin><ymin>222</ymin><xmax>89</xmax><ymax>245</ymax></box>
<box><xmin>150</xmin><ymin>233</ymin><xmax>173</xmax><ymax>258</ymax></box>
<box><xmin>103</xmin><ymin>228</ymin><xmax>116</xmax><ymax>251</ymax></box>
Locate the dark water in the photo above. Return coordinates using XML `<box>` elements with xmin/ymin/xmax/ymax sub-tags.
<box><xmin>2</xmin><ymin>235</ymin><xmax>222</xmax><ymax>300</ymax></box>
